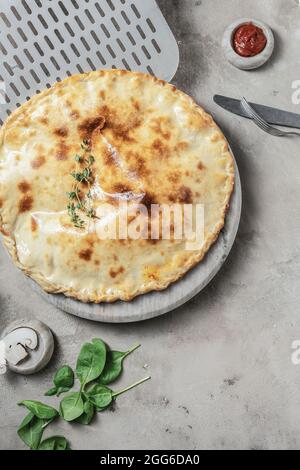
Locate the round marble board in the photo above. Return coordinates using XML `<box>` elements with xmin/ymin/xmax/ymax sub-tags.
<box><xmin>27</xmin><ymin>152</ymin><xmax>242</xmax><ymax>324</ymax></box>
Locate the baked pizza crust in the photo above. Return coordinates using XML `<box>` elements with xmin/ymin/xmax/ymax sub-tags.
<box><xmin>0</xmin><ymin>70</ymin><xmax>234</xmax><ymax>303</ymax></box>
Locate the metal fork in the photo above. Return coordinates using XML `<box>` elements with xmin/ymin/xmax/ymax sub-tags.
<box><xmin>241</xmin><ymin>97</ymin><xmax>300</xmax><ymax>137</ymax></box>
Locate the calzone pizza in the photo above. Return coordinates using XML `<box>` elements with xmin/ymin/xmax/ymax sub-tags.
<box><xmin>0</xmin><ymin>70</ymin><xmax>234</xmax><ymax>303</ymax></box>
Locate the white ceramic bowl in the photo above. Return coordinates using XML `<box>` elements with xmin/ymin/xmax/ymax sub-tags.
<box><xmin>222</xmin><ymin>18</ymin><xmax>275</xmax><ymax>70</ymax></box>
<box><xmin>1</xmin><ymin>319</ymin><xmax>54</xmax><ymax>375</ymax></box>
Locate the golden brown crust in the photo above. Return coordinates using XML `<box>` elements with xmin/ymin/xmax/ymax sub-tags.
<box><xmin>0</xmin><ymin>69</ymin><xmax>234</xmax><ymax>303</ymax></box>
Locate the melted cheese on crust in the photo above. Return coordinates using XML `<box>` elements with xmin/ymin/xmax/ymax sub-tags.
<box><xmin>0</xmin><ymin>70</ymin><xmax>234</xmax><ymax>303</ymax></box>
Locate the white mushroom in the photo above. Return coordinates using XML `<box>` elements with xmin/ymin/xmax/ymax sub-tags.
<box><xmin>23</xmin><ymin>328</ymin><xmax>39</xmax><ymax>350</ymax></box>
<box><xmin>1</xmin><ymin>320</ymin><xmax>54</xmax><ymax>375</ymax></box>
<box><xmin>2</xmin><ymin>328</ymin><xmax>38</xmax><ymax>366</ymax></box>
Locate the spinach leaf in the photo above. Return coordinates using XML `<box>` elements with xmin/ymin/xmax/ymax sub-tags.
<box><xmin>76</xmin><ymin>339</ymin><xmax>106</xmax><ymax>388</ymax></box>
<box><xmin>16</xmin><ymin>337</ymin><xmax>151</xmax><ymax>451</ymax></box>
<box><xmin>86</xmin><ymin>376</ymin><xmax>151</xmax><ymax>412</ymax></box>
<box><xmin>38</xmin><ymin>436</ymin><xmax>70</xmax><ymax>450</ymax></box>
<box><xmin>45</xmin><ymin>365</ymin><xmax>74</xmax><ymax>397</ymax></box>
<box><xmin>60</xmin><ymin>392</ymin><xmax>84</xmax><ymax>422</ymax></box>
<box><xmin>99</xmin><ymin>344</ymin><xmax>140</xmax><ymax>385</ymax></box>
<box><xmin>75</xmin><ymin>399</ymin><xmax>95</xmax><ymax>425</ymax></box>
<box><xmin>44</xmin><ymin>387</ymin><xmax>58</xmax><ymax>397</ymax></box>
<box><xmin>86</xmin><ymin>384</ymin><xmax>113</xmax><ymax>410</ymax></box>
<box><xmin>18</xmin><ymin>401</ymin><xmax>58</xmax><ymax>420</ymax></box>
<box><xmin>18</xmin><ymin>412</ymin><xmax>54</xmax><ymax>450</ymax></box>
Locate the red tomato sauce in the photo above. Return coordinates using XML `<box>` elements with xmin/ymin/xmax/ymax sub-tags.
<box><xmin>233</xmin><ymin>23</ymin><xmax>267</xmax><ymax>57</ymax></box>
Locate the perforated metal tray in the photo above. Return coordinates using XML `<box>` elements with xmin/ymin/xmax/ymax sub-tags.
<box><xmin>0</xmin><ymin>0</ymin><xmax>179</xmax><ymax>124</ymax></box>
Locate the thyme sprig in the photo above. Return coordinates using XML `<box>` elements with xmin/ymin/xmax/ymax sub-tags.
<box><xmin>67</xmin><ymin>139</ymin><xmax>96</xmax><ymax>229</ymax></box>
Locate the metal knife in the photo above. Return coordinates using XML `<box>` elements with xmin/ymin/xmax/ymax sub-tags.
<box><xmin>214</xmin><ymin>95</ymin><xmax>300</xmax><ymax>129</ymax></box>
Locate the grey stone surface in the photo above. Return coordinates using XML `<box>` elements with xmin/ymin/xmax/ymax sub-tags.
<box><xmin>1</xmin><ymin>0</ymin><xmax>300</xmax><ymax>450</ymax></box>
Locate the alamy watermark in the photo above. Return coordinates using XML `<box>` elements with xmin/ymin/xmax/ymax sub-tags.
<box><xmin>90</xmin><ymin>201</ymin><xmax>205</xmax><ymax>251</ymax></box>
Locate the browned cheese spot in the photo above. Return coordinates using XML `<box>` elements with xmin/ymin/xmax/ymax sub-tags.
<box><xmin>78</xmin><ymin>248</ymin><xmax>93</xmax><ymax>262</ymax></box>
<box><xmin>142</xmin><ymin>192</ymin><xmax>157</xmax><ymax>212</ymax></box>
<box><xmin>78</xmin><ymin>116</ymin><xmax>106</xmax><ymax>138</ymax></box>
<box><xmin>0</xmin><ymin>198</ymin><xmax>3</xmax><ymax>208</ymax></box>
<box><xmin>18</xmin><ymin>181</ymin><xmax>31</xmax><ymax>193</ymax></box>
<box><xmin>19</xmin><ymin>195</ymin><xmax>33</xmax><ymax>213</ymax></box>
<box><xmin>94</xmin><ymin>260</ymin><xmax>101</xmax><ymax>267</ymax></box>
<box><xmin>147</xmin><ymin>271</ymin><xmax>159</xmax><ymax>281</ymax></box>
<box><xmin>114</xmin><ymin>183</ymin><xmax>132</xmax><ymax>193</ymax></box>
<box><xmin>152</xmin><ymin>139</ymin><xmax>170</xmax><ymax>159</ymax></box>
<box><xmin>39</xmin><ymin>117</ymin><xmax>49</xmax><ymax>125</ymax></box>
<box><xmin>100</xmin><ymin>105</ymin><xmax>141</xmax><ymax>143</ymax></box>
<box><xmin>56</xmin><ymin>143</ymin><xmax>69</xmax><ymax>161</ymax></box>
<box><xmin>198</xmin><ymin>162</ymin><xmax>206</xmax><ymax>170</ymax></box>
<box><xmin>86</xmin><ymin>235</ymin><xmax>96</xmax><ymax>248</ymax></box>
<box><xmin>31</xmin><ymin>156</ymin><xmax>46</xmax><ymax>169</ymax></box>
<box><xmin>111</xmin><ymin>121</ymin><xmax>140</xmax><ymax>143</ymax></box>
<box><xmin>100</xmin><ymin>90</ymin><xmax>106</xmax><ymax>100</ymax></box>
<box><xmin>148</xmin><ymin>238</ymin><xmax>159</xmax><ymax>245</ymax></box>
<box><xmin>103</xmin><ymin>147</ymin><xmax>115</xmax><ymax>166</ymax></box>
<box><xmin>126</xmin><ymin>152</ymin><xmax>148</xmax><ymax>177</ymax></box>
<box><xmin>70</xmin><ymin>110</ymin><xmax>80</xmax><ymax>120</ymax></box>
<box><xmin>131</xmin><ymin>99</ymin><xmax>140</xmax><ymax>111</ymax></box>
<box><xmin>31</xmin><ymin>216</ymin><xmax>38</xmax><ymax>232</ymax></box>
<box><xmin>110</xmin><ymin>266</ymin><xmax>125</xmax><ymax>278</ymax></box>
<box><xmin>135</xmin><ymin>157</ymin><xmax>148</xmax><ymax>177</ymax></box>
<box><xmin>169</xmin><ymin>186</ymin><xmax>193</xmax><ymax>204</ymax></box>
<box><xmin>168</xmin><ymin>171</ymin><xmax>181</xmax><ymax>184</ymax></box>
<box><xmin>54</xmin><ymin>127</ymin><xmax>69</xmax><ymax>138</ymax></box>
<box><xmin>175</xmin><ymin>141</ymin><xmax>189</xmax><ymax>152</ymax></box>
<box><xmin>178</xmin><ymin>186</ymin><xmax>193</xmax><ymax>203</ymax></box>
<box><xmin>151</xmin><ymin>118</ymin><xmax>171</xmax><ymax>140</ymax></box>
<box><xmin>98</xmin><ymin>105</ymin><xmax>111</xmax><ymax>119</ymax></box>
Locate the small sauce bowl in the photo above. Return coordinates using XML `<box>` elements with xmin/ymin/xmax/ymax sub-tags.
<box><xmin>222</xmin><ymin>18</ymin><xmax>275</xmax><ymax>70</ymax></box>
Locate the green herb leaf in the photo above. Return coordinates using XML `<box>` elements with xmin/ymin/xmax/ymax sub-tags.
<box><xmin>54</xmin><ymin>365</ymin><xmax>74</xmax><ymax>390</ymax></box>
<box><xmin>60</xmin><ymin>392</ymin><xmax>84</xmax><ymax>422</ymax></box>
<box><xmin>83</xmin><ymin>168</ymin><xmax>90</xmax><ymax>179</ymax></box>
<box><xmin>67</xmin><ymin>141</ymin><xmax>96</xmax><ymax>228</ymax></box>
<box><xmin>18</xmin><ymin>401</ymin><xmax>58</xmax><ymax>420</ymax></box>
<box><xmin>76</xmin><ymin>338</ymin><xmax>106</xmax><ymax>388</ymax></box>
<box><xmin>45</xmin><ymin>365</ymin><xmax>74</xmax><ymax>397</ymax></box>
<box><xmin>99</xmin><ymin>344</ymin><xmax>141</xmax><ymax>385</ymax></box>
<box><xmin>44</xmin><ymin>387</ymin><xmax>58</xmax><ymax>397</ymax></box>
<box><xmin>38</xmin><ymin>436</ymin><xmax>70</xmax><ymax>451</ymax></box>
<box><xmin>86</xmin><ymin>208</ymin><xmax>95</xmax><ymax>218</ymax></box>
<box><xmin>75</xmin><ymin>399</ymin><xmax>95</xmax><ymax>425</ymax></box>
<box><xmin>86</xmin><ymin>384</ymin><xmax>113</xmax><ymax>410</ymax></box>
<box><xmin>18</xmin><ymin>412</ymin><xmax>54</xmax><ymax>450</ymax></box>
